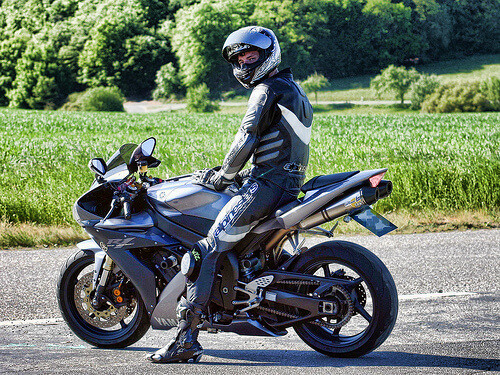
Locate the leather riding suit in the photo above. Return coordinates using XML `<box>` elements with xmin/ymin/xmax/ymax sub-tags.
<box><xmin>189</xmin><ymin>68</ymin><xmax>313</xmax><ymax>307</ymax></box>
<box><xmin>147</xmin><ymin>68</ymin><xmax>313</xmax><ymax>363</ymax></box>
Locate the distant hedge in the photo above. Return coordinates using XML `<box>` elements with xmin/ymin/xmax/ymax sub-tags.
<box><xmin>0</xmin><ymin>0</ymin><xmax>499</xmax><ymax>108</ymax></box>
<box><xmin>422</xmin><ymin>77</ymin><xmax>500</xmax><ymax>113</ymax></box>
<box><xmin>60</xmin><ymin>87</ymin><xmax>125</xmax><ymax>112</ymax></box>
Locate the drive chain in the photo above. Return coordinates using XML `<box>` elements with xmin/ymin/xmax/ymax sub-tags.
<box><xmin>275</xmin><ymin>280</ymin><xmax>319</xmax><ymax>286</ymax></box>
<box><xmin>257</xmin><ymin>305</ymin><xmax>346</xmax><ymax>330</ymax></box>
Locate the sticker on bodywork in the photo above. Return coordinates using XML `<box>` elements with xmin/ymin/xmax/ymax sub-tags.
<box><xmin>106</xmin><ymin>237</ymin><xmax>136</xmax><ymax>249</ymax></box>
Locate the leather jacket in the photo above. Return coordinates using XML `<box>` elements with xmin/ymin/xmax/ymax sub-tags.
<box><xmin>219</xmin><ymin>68</ymin><xmax>313</xmax><ymax>194</ymax></box>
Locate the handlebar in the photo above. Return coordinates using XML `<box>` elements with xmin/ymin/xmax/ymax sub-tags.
<box><xmin>123</xmin><ymin>199</ymin><xmax>132</xmax><ymax>220</ymax></box>
<box><xmin>99</xmin><ymin>174</ymin><xmax>162</xmax><ymax>223</ymax></box>
<box><xmin>100</xmin><ymin>193</ymin><xmax>134</xmax><ymax>223</ymax></box>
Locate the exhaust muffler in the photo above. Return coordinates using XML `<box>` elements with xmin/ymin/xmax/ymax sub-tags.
<box><xmin>298</xmin><ymin>187</ymin><xmax>379</xmax><ymax>229</ymax></box>
<box><xmin>377</xmin><ymin>180</ymin><xmax>393</xmax><ymax>199</ymax></box>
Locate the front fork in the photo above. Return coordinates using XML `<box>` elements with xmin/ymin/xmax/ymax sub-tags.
<box><xmin>91</xmin><ymin>255</ymin><xmax>114</xmax><ymax>309</ymax></box>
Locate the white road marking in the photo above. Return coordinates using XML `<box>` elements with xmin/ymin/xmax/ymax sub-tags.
<box><xmin>0</xmin><ymin>318</ymin><xmax>63</xmax><ymax>327</ymax></box>
<box><xmin>0</xmin><ymin>342</ymin><xmax>86</xmax><ymax>349</ymax></box>
<box><xmin>399</xmin><ymin>292</ymin><xmax>478</xmax><ymax>301</ymax></box>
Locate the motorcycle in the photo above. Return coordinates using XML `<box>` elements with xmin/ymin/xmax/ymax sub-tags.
<box><xmin>57</xmin><ymin>137</ymin><xmax>398</xmax><ymax>358</ymax></box>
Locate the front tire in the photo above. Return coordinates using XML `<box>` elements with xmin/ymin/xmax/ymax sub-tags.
<box><xmin>57</xmin><ymin>250</ymin><xmax>150</xmax><ymax>348</ymax></box>
<box><xmin>291</xmin><ymin>240</ymin><xmax>398</xmax><ymax>357</ymax></box>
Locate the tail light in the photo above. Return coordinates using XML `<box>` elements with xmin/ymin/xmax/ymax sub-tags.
<box><xmin>369</xmin><ymin>171</ymin><xmax>386</xmax><ymax>188</ymax></box>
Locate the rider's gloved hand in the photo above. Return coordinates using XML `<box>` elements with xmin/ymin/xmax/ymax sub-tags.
<box><xmin>234</xmin><ymin>168</ymin><xmax>251</xmax><ymax>187</ymax></box>
<box><xmin>192</xmin><ymin>167</ymin><xmax>232</xmax><ymax>192</ymax></box>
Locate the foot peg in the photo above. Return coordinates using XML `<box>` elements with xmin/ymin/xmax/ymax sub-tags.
<box><xmin>245</xmin><ymin>275</ymin><xmax>274</xmax><ymax>294</ymax></box>
<box><xmin>232</xmin><ymin>275</ymin><xmax>274</xmax><ymax>313</ymax></box>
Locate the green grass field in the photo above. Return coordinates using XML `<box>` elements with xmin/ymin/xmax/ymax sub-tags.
<box><xmin>0</xmin><ymin>108</ymin><xmax>499</xmax><ymax>247</ymax></box>
<box><xmin>1</xmin><ymin>53</ymin><xmax>499</xmax><ymax>248</ymax></box>
<box><xmin>217</xmin><ymin>54</ymin><xmax>500</xmax><ymax>115</ymax></box>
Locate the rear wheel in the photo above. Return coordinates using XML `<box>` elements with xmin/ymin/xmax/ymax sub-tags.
<box><xmin>57</xmin><ymin>250</ymin><xmax>150</xmax><ymax>348</ymax></box>
<box><xmin>291</xmin><ymin>240</ymin><xmax>398</xmax><ymax>357</ymax></box>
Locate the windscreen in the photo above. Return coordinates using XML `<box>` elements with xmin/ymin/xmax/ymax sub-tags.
<box><xmin>102</xmin><ymin>143</ymin><xmax>137</xmax><ymax>181</ymax></box>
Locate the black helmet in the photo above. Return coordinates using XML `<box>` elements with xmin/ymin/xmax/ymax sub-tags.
<box><xmin>222</xmin><ymin>26</ymin><xmax>281</xmax><ymax>89</ymax></box>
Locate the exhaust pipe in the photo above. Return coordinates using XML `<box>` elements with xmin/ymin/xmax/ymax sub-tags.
<box><xmin>377</xmin><ymin>180</ymin><xmax>393</xmax><ymax>199</ymax></box>
<box><xmin>298</xmin><ymin>187</ymin><xmax>379</xmax><ymax>230</ymax></box>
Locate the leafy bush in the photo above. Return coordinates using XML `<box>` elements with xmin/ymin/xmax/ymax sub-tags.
<box><xmin>152</xmin><ymin>63</ymin><xmax>183</xmax><ymax>100</ymax></box>
<box><xmin>480</xmin><ymin>76</ymin><xmax>500</xmax><ymax>110</ymax></box>
<box><xmin>186</xmin><ymin>83</ymin><xmax>219</xmax><ymax>113</ymax></box>
<box><xmin>422</xmin><ymin>82</ymin><xmax>491</xmax><ymax>113</ymax></box>
<box><xmin>79</xmin><ymin>87</ymin><xmax>125</xmax><ymax>112</ymax></box>
<box><xmin>409</xmin><ymin>73</ymin><xmax>440</xmax><ymax>110</ymax></box>
<box><xmin>59</xmin><ymin>92</ymin><xmax>85</xmax><ymax>111</ymax></box>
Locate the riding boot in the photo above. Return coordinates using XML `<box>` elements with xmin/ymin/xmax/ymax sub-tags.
<box><xmin>146</xmin><ymin>297</ymin><xmax>204</xmax><ymax>363</ymax></box>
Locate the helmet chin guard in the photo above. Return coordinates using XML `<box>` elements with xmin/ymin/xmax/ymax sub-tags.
<box><xmin>222</xmin><ymin>26</ymin><xmax>281</xmax><ymax>88</ymax></box>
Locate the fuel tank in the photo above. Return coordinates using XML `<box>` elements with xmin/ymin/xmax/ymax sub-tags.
<box><xmin>147</xmin><ymin>177</ymin><xmax>234</xmax><ymax>236</ymax></box>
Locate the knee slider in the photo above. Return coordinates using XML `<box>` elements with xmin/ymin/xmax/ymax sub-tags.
<box><xmin>181</xmin><ymin>243</ymin><xmax>204</xmax><ymax>282</ymax></box>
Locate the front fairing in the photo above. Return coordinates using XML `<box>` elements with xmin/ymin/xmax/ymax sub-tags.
<box><xmin>75</xmin><ymin>143</ymin><xmax>138</xmax><ymax>224</ymax></box>
<box><xmin>73</xmin><ymin>181</ymin><xmax>116</xmax><ymax>224</ymax></box>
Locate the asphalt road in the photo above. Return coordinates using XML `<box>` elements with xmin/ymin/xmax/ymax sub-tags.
<box><xmin>0</xmin><ymin>229</ymin><xmax>499</xmax><ymax>374</ymax></box>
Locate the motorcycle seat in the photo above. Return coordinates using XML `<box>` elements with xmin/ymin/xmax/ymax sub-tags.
<box><xmin>300</xmin><ymin>171</ymin><xmax>359</xmax><ymax>193</ymax></box>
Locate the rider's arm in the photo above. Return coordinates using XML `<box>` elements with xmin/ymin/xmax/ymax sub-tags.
<box><xmin>218</xmin><ymin>85</ymin><xmax>276</xmax><ymax>182</ymax></box>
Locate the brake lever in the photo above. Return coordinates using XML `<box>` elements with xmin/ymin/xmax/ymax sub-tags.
<box><xmin>101</xmin><ymin>197</ymin><xmax>120</xmax><ymax>223</ymax></box>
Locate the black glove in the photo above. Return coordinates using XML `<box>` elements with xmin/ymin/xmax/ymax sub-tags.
<box><xmin>192</xmin><ymin>167</ymin><xmax>232</xmax><ymax>192</ymax></box>
<box><xmin>234</xmin><ymin>168</ymin><xmax>251</xmax><ymax>188</ymax></box>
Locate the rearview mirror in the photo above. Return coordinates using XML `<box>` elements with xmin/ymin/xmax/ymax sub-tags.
<box><xmin>88</xmin><ymin>158</ymin><xmax>107</xmax><ymax>177</ymax></box>
<box><xmin>130</xmin><ymin>137</ymin><xmax>156</xmax><ymax>164</ymax></box>
<box><xmin>141</xmin><ymin>137</ymin><xmax>156</xmax><ymax>157</ymax></box>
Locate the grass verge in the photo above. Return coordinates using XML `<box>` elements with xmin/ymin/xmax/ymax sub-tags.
<box><xmin>0</xmin><ymin>222</ymin><xmax>86</xmax><ymax>249</ymax></box>
<box><xmin>1</xmin><ymin>210</ymin><xmax>498</xmax><ymax>249</ymax></box>
<box><xmin>332</xmin><ymin>210</ymin><xmax>500</xmax><ymax>236</ymax></box>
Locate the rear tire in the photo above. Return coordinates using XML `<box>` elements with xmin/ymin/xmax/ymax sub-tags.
<box><xmin>57</xmin><ymin>250</ymin><xmax>150</xmax><ymax>348</ymax></box>
<box><xmin>291</xmin><ymin>240</ymin><xmax>398</xmax><ymax>357</ymax></box>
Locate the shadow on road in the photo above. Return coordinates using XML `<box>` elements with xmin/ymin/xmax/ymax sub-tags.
<box><xmin>118</xmin><ymin>346</ymin><xmax>499</xmax><ymax>371</ymax></box>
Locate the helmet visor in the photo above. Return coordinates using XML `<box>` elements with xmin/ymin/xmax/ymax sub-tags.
<box><xmin>222</xmin><ymin>27</ymin><xmax>272</xmax><ymax>62</ymax></box>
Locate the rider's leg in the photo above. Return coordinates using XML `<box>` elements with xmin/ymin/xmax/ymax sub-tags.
<box><xmin>147</xmin><ymin>178</ymin><xmax>295</xmax><ymax>363</ymax></box>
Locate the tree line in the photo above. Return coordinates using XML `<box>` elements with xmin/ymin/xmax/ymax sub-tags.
<box><xmin>0</xmin><ymin>0</ymin><xmax>499</xmax><ymax>109</ymax></box>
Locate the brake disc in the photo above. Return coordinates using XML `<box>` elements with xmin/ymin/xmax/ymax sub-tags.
<box><xmin>74</xmin><ymin>272</ymin><xmax>129</xmax><ymax>328</ymax></box>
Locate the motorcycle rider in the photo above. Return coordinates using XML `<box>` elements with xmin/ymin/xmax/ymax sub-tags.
<box><xmin>147</xmin><ymin>25</ymin><xmax>313</xmax><ymax>363</ymax></box>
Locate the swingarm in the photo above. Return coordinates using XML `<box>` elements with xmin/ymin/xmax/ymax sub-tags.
<box><xmin>234</xmin><ymin>271</ymin><xmax>359</xmax><ymax>329</ymax></box>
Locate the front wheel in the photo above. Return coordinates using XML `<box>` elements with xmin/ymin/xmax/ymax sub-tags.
<box><xmin>56</xmin><ymin>250</ymin><xmax>150</xmax><ymax>348</ymax></box>
<box><xmin>291</xmin><ymin>240</ymin><xmax>398</xmax><ymax>357</ymax></box>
